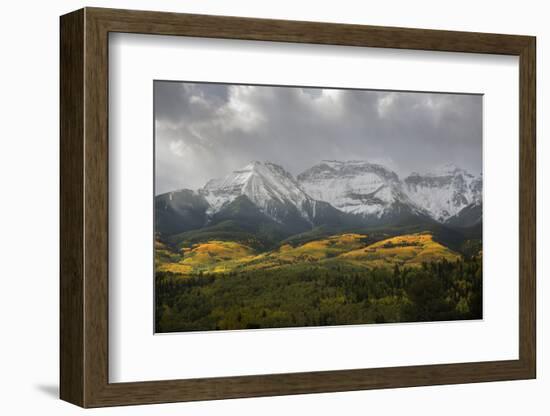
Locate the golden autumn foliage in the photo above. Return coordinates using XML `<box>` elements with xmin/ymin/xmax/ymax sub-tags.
<box><xmin>157</xmin><ymin>240</ymin><xmax>258</xmax><ymax>275</ymax></box>
<box><xmin>266</xmin><ymin>233</ymin><xmax>367</xmax><ymax>262</ymax></box>
<box><xmin>341</xmin><ymin>233</ymin><xmax>460</xmax><ymax>267</ymax></box>
<box><xmin>155</xmin><ymin>231</ymin><xmax>482</xmax><ymax>332</ymax></box>
<box><xmin>156</xmin><ymin>232</ymin><xmax>462</xmax><ymax>276</ymax></box>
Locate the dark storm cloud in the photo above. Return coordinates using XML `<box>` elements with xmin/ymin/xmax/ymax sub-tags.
<box><xmin>154</xmin><ymin>81</ymin><xmax>482</xmax><ymax>194</ymax></box>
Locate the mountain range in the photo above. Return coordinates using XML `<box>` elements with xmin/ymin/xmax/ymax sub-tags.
<box><xmin>156</xmin><ymin>160</ymin><xmax>482</xmax><ymax>238</ymax></box>
<box><xmin>156</xmin><ymin>160</ymin><xmax>482</xmax><ymax>239</ymax></box>
<box><xmin>155</xmin><ymin>160</ymin><xmax>483</xmax><ymax>332</ymax></box>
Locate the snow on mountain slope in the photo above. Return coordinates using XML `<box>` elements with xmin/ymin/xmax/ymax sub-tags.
<box><xmin>159</xmin><ymin>160</ymin><xmax>483</xmax><ymax>231</ymax></box>
<box><xmin>403</xmin><ymin>163</ymin><xmax>482</xmax><ymax>223</ymax></box>
<box><xmin>200</xmin><ymin>161</ymin><xmax>315</xmax><ymax>223</ymax></box>
<box><xmin>297</xmin><ymin>160</ymin><xmax>426</xmax><ymax>220</ymax></box>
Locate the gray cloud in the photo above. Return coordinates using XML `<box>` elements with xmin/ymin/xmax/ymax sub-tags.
<box><xmin>154</xmin><ymin>81</ymin><xmax>482</xmax><ymax>195</ymax></box>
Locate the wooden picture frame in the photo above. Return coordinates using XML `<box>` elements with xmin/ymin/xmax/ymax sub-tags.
<box><xmin>60</xmin><ymin>7</ymin><xmax>536</xmax><ymax>408</ymax></box>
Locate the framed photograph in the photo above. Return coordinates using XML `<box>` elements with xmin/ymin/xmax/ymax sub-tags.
<box><xmin>60</xmin><ymin>7</ymin><xmax>536</xmax><ymax>407</ymax></box>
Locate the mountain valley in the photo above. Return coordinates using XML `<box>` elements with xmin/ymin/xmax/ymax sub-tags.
<box><xmin>155</xmin><ymin>159</ymin><xmax>483</xmax><ymax>332</ymax></box>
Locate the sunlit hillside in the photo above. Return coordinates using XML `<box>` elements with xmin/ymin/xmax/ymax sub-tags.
<box><xmin>277</xmin><ymin>233</ymin><xmax>368</xmax><ymax>261</ymax></box>
<box><xmin>340</xmin><ymin>233</ymin><xmax>460</xmax><ymax>268</ymax></box>
<box><xmin>155</xmin><ymin>231</ymin><xmax>481</xmax><ymax>332</ymax></box>
<box><xmin>157</xmin><ymin>240</ymin><xmax>258</xmax><ymax>274</ymax></box>
<box><xmin>156</xmin><ymin>232</ymin><xmax>462</xmax><ymax>275</ymax></box>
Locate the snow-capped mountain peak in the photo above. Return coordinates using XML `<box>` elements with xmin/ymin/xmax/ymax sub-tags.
<box><xmin>297</xmin><ymin>160</ymin><xmax>425</xmax><ymax>220</ymax></box>
<box><xmin>160</xmin><ymin>159</ymin><xmax>482</xmax><ymax>232</ymax></box>
<box><xmin>404</xmin><ymin>165</ymin><xmax>481</xmax><ymax>222</ymax></box>
<box><xmin>201</xmin><ymin>161</ymin><xmax>314</xmax><ymax>223</ymax></box>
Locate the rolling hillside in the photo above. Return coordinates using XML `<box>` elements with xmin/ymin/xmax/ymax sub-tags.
<box><xmin>154</xmin><ymin>159</ymin><xmax>482</xmax><ymax>332</ymax></box>
<box><xmin>156</xmin><ymin>232</ymin><xmax>461</xmax><ymax>276</ymax></box>
<box><xmin>155</xmin><ymin>231</ymin><xmax>481</xmax><ymax>332</ymax></box>
<box><xmin>340</xmin><ymin>233</ymin><xmax>460</xmax><ymax>268</ymax></box>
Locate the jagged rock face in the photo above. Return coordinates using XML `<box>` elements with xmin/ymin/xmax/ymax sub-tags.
<box><xmin>297</xmin><ymin>160</ymin><xmax>426</xmax><ymax>220</ymax></box>
<box><xmin>200</xmin><ymin>161</ymin><xmax>316</xmax><ymax>225</ymax></box>
<box><xmin>403</xmin><ymin>164</ymin><xmax>482</xmax><ymax>223</ymax></box>
<box><xmin>155</xmin><ymin>160</ymin><xmax>483</xmax><ymax>235</ymax></box>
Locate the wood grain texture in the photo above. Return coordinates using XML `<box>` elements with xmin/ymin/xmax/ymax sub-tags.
<box><xmin>518</xmin><ymin>38</ymin><xmax>536</xmax><ymax>375</ymax></box>
<box><xmin>89</xmin><ymin>7</ymin><xmax>532</xmax><ymax>54</ymax></box>
<box><xmin>59</xmin><ymin>8</ymin><xmax>84</xmax><ymax>407</ymax></box>
<box><xmin>83</xmin><ymin>11</ymin><xmax>110</xmax><ymax>406</ymax></box>
<box><xmin>59</xmin><ymin>7</ymin><xmax>537</xmax><ymax>408</ymax></box>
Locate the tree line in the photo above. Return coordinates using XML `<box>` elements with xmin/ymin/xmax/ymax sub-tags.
<box><xmin>155</xmin><ymin>256</ymin><xmax>482</xmax><ymax>333</ymax></box>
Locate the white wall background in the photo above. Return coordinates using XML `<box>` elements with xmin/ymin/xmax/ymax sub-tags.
<box><xmin>0</xmin><ymin>0</ymin><xmax>546</xmax><ymax>414</ymax></box>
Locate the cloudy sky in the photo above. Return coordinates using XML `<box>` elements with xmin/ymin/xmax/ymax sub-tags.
<box><xmin>154</xmin><ymin>81</ymin><xmax>482</xmax><ymax>195</ymax></box>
